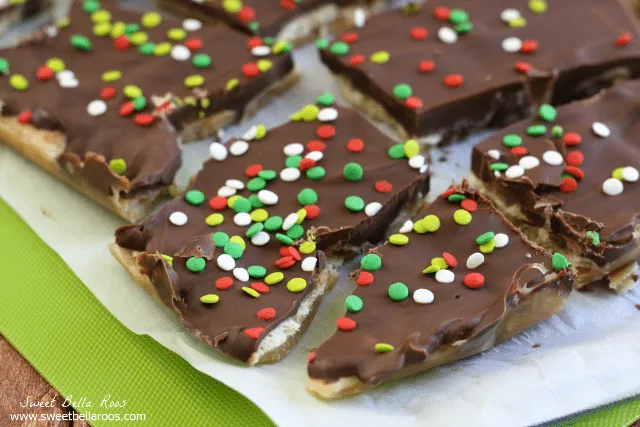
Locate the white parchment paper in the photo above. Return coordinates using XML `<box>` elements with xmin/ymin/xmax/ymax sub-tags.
<box><xmin>1</xmin><ymin>20</ymin><xmax>640</xmax><ymax>427</ymax></box>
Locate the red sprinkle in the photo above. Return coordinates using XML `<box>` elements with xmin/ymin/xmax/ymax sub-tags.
<box><xmin>441</xmin><ymin>187</ymin><xmax>456</xmax><ymax>199</ymax></box>
<box><xmin>442</xmin><ymin>252</ymin><xmax>458</xmax><ymax>268</ymax></box>
<box><xmin>307</xmin><ymin>140</ymin><xmax>326</xmax><ymax>152</ymax></box>
<box><xmin>464</xmin><ymin>273</ymin><xmax>485</xmax><ymax>289</ymax></box>
<box><xmin>433</xmin><ymin>5</ymin><xmax>450</xmax><ymax>21</ymax></box>
<box><xmin>119</xmin><ymin>102</ymin><xmax>134</xmax><ymax>116</ymax></box>
<box><xmin>251</xmin><ymin>282</ymin><xmax>270</xmax><ymax>294</ymax></box>
<box><xmin>405</xmin><ymin>97</ymin><xmax>423</xmax><ymax>110</ymax></box>
<box><xmin>316</xmin><ymin>124</ymin><xmax>336</xmax><ymax>139</ymax></box>
<box><xmin>245</xmin><ymin>163</ymin><xmax>263</xmax><ymax>177</ymax></box>
<box><xmin>514</xmin><ymin>61</ymin><xmax>533</xmax><ymax>74</ymax></box>
<box><xmin>246</xmin><ymin>36</ymin><xmax>263</xmax><ymax>49</ymax></box>
<box><xmin>244</xmin><ymin>327</ymin><xmax>264</xmax><ymax>339</ymax></box>
<box><xmin>460</xmin><ymin>199</ymin><xmax>478</xmax><ymax>212</ymax></box>
<box><xmin>237</xmin><ymin>6</ymin><xmax>256</xmax><ymax>22</ymax></box>
<box><xmin>520</xmin><ymin>40</ymin><xmax>538</xmax><ymax>53</ymax></box>
<box><xmin>36</xmin><ymin>65</ymin><xmax>54</xmax><ymax>81</ymax></box>
<box><xmin>565</xmin><ymin>166</ymin><xmax>584</xmax><ymax>181</ymax></box>
<box><xmin>565</xmin><ymin>151</ymin><xmax>584</xmax><ymax>167</ymax></box>
<box><xmin>563</xmin><ymin>132</ymin><xmax>582</xmax><ymax>146</ymax></box>
<box><xmin>347</xmin><ymin>138</ymin><xmax>365</xmax><ymax>152</ymax></box>
<box><xmin>510</xmin><ymin>146</ymin><xmax>529</xmax><ymax>157</ymax></box>
<box><xmin>280</xmin><ymin>0</ymin><xmax>296</xmax><ymax>10</ymax></box>
<box><xmin>134</xmin><ymin>113</ymin><xmax>155</xmax><ymax>126</ymax></box>
<box><xmin>17</xmin><ymin>110</ymin><xmax>32</xmax><ymax>124</ymax></box>
<box><xmin>559</xmin><ymin>177</ymin><xmax>578</xmax><ymax>193</ymax></box>
<box><xmin>257</xmin><ymin>307</ymin><xmax>276</xmax><ymax>321</ymax></box>
<box><xmin>443</xmin><ymin>73</ymin><xmax>463</xmax><ymax>87</ymax></box>
<box><xmin>336</xmin><ymin>317</ymin><xmax>356</xmax><ymax>331</ymax></box>
<box><xmin>215</xmin><ymin>277</ymin><xmax>234</xmax><ymax>290</ymax></box>
<box><xmin>304</xmin><ymin>204</ymin><xmax>320</xmax><ymax>219</ymax></box>
<box><xmin>348</xmin><ymin>54</ymin><xmax>365</xmax><ymax>66</ymax></box>
<box><xmin>374</xmin><ymin>180</ymin><xmax>393</xmax><ymax>193</ymax></box>
<box><xmin>298</xmin><ymin>158</ymin><xmax>316</xmax><ymax>171</ymax></box>
<box><xmin>308</xmin><ymin>351</ymin><xmax>316</xmax><ymax>363</ymax></box>
<box><xmin>241</xmin><ymin>63</ymin><xmax>260</xmax><ymax>78</ymax></box>
<box><xmin>113</xmin><ymin>35</ymin><xmax>130</xmax><ymax>51</ymax></box>
<box><xmin>100</xmin><ymin>86</ymin><xmax>116</xmax><ymax>100</ymax></box>
<box><xmin>616</xmin><ymin>32</ymin><xmax>633</xmax><ymax>47</ymax></box>
<box><xmin>418</xmin><ymin>60</ymin><xmax>435</xmax><ymax>73</ymax></box>
<box><xmin>209</xmin><ymin>196</ymin><xmax>227</xmax><ymax>210</ymax></box>
<box><xmin>275</xmin><ymin>256</ymin><xmax>296</xmax><ymax>269</ymax></box>
<box><xmin>410</xmin><ymin>26</ymin><xmax>428</xmax><ymax>41</ymax></box>
<box><xmin>341</xmin><ymin>32</ymin><xmax>358</xmax><ymax>43</ymax></box>
<box><xmin>280</xmin><ymin>246</ymin><xmax>301</xmax><ymax>261</ymax></box>
<box><xmin>356</xmin><ymin>271</ymin><xmax>374</xmax><ymax>286</ymax></box>
<box><xmin>185</xmin><ymin>37</ymin><xmax>203</xmax><ymax>51</ymax></box>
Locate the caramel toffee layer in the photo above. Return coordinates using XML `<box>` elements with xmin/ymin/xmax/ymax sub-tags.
<box><xmin>164</xmin><ymin>0</ymin><xmax>373</xmax><ymax>39</ymax></box>
<box><xmin>318</xmin><ymin>0</ymin><xmax>640</xmax><ymax>142</ymax></box>
<box><xmin>308</xmin><ymin>184</ymin><xmax>573</xmax><ymax>386</ymax></box>
<box><xmin>471</xmin><ymin>81</ymin><xmax>640</xmax><ymax>280</ymax></box>
<box><xmin>0</xmin><ymin>0</ymin><xmax>293</xmax><ymax>199</ymax></box>
<box><xmin>115</xmin><ymin>96</ymin><xmax>429</xmax><ymax>361</ymax></box>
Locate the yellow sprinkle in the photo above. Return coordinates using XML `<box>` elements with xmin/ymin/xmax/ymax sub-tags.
<box><xmin>93</xmin><ymin>22</ymin><xmax>112</xmax><ymax>36</ymax></box>
<box><xmin>299</xmin><ymin>241</ymin><xmax>316</xmax><ymax>254</ymax></box>
<box><xmin>431</xmin><ymin>257</ymin><xmax>447</xmax><ymax>269</ymax></box>
<box><xmin>110</xmin><ymin>21</ymin><xmax>126</xmax><ymax>38</ymax></box>
<box><xmin>205</xmin><ymin>213</ymin><xmax>224</xmax><ymax>226</ymax></box>
<box><xmin>226</xmin><ymin>78</ymin><xmax>239</xmax><ymax>91</ymax></box>
<box><xmin>200</xmin><ymin>294</ymin><xmax>220</xmax><ymax>304</ymax></box>
<box><xmin>370</xmin><ymin>51</ymin><xmax>390</xmax><ymax>64</ymax></box>
<box><xmin>286</xmin><ymin>278</ymin><xmax>307</xmax><ymax>293</ymax></box>
<box><xmin>91</xmin><ymin>10</ymin><xmax>111</xmax><ymax>24</ymax></box>
<box><xmin>453</xmin><ymin>209</ymin><xmax>472</xmax><ymax>226</ymax></box>
<box><xmin>422</xmin><ymin>265</ymin><xmax>440</xmax><ymax>274</ymax></box>
<box><xmin>227</xmin><ymin>195</ymin><xmax>241</xmax><ymax>209</ymax></box>
<box><xmin>388</xmin><ymin>234</ymin><xmax>409</xmax><ymax>245</ymax></box>
<box><xmin>57</xmin><ymin>17</ymin><xmax>70</xmax><ymax>28</ymax></box>
<box><xmin>129</xmin><ymin>32</ymin><xmax>148</xmax><ymax>45</ymax></box>
<box><xmin>9</xmin><ymin>74</ymin><xmax>28</xmax><ymax>91</ymax></box>
<box><xmin>154</xmin><ymin>42</ymin><xmax>172</xmax><ymax>56</ymax></box>
<box><xmin>46</xmin><ymin>58</ymin><xmax>65</xmax><ymax>73</ymax></box>
<box><xmin>200</xmin><ymin>98</ymin><xmax>211</xmax><ymax>110</ymax></box>
<box><xmin>185</xmin><ymin>74</ymin><xmax>205</xmax><ymax>88</ymax></box>
<box><xmin>508</xmin><ymin>17</ymin><xmax>527</xmax><ymax>28</ymax></box>
<box><xmin>242</xmin><ymin>287</ymin><xmax>260</xmax><ymax>298</ymax></box>
<box><xmin>102</xmin><ymin>70</ymin><xmax>121</xmax><ymax>82</ymax></box>
<box><xmin>160</xmin><ymin>254</ymin><xmax>173</xmax><ymax>265</ymax></box>
<box><xmin>265</xmin><ymin>272</ymin><xmax>284</xmax><ymax>285</ymax></box>
<box><xmin>422</xmin><ymin>215</ymin><xmax>441</xmax><ymax>232</ymax></box>
<box><xmin>375</xmin><ymin>343</ymin><xmax>394</xmax><ymax>353</ymax></box>
<box><xmin>296</xmin><ymin>209</ymin><xmax>307</xmax><ymax>224</ymax></box>
<box><xmin>223</xmin><ymin>0</ymin><xmax>242</xmax><ymax>13</ymax></box>
<box><xmin>479</xmin><ymin>239</ymin><xmax>496</xmax><ymax>254</ymax></box>
<box><xmin>403</xmin><ymin>139</ymin><xmax>420</xmax><ymax>158</ymax></box>
<box><xmin>300</xmin><ymin>105</ymin><xmax>319</xmax><ymax>121</ymax></box>
<box><xmin>255</xmin><ymin>124</ymin><xmax>267</xmax><ymax>140</ymax></box>
<box><xmin>141</xmin><ymin>11</ymin><xmax>162</xmax><ymax>28</ymax></box>
<box><xmin>251</xmin><ymin>209</ymin><xmax>268</xmax><ymax>222</ymax></box>
<box><xmin>229</xmin><ymin>236</ymin><xmax>246</xmax><ymax>250</ymax></box>
<box><xmin>167</xmin><ymin>28</ymin><xmax>187</xmax><ymax>41</ymax></box>
<box><xmin>10</xmin><ymin>0</ymin><xmax>25</xmax><ymax>4</ymax></box>
<box><xmin>290</xmin><ymin>112</ymin><xmax>303</xmax><ymax>121</ymax></box>
<box><xmin>272</xmin><ymin>40</ymin><xmax>288</xmax><ymax>54</ymax></box>
<box><xmin>612</xmin><ymin>167</ymin><xmax>625</xmax><ymax>180</ymax></box>
<box><xmin>413</xmin><ymin>219</ymin><xmax>427</xmax><ymax>234</ymax></box>
<box><xmin>257</xmin><ymin>59</ymin><xmax>272</xmax><ymax>72</ymax></box>
<box><xmin>528</xmin><ymin>0</ymin><xmax>547</xmax><ymax>13</ymax></box>
<box><xmin>184</xmin><ymin>96</ymin><xmax>197</xmax><ymax>106</ymax></box>
<box><xmin>123</xmin><ymin>85</ymin><xmax>142</xmax><ymax>99</ymax></box>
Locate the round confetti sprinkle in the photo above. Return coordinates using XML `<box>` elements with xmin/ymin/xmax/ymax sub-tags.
<box><xmin>306</xmin><ymin>166</ymin><xmax>326</xmax><ymax>180</ymax></box>
<box><xmin>345</xmin><ymin>196</ymin><xmax>365</xmax><ymax>212</ymax></box>
<box><xmin>361</xmin><ymin>253</ymin><xmax>382</xmax><ymax>271</ymax></box>
<box><xmin>460</xmin><ymin>199</ymin><xmax>478</xmax><ymax>212</ymax></box>
<box><xmin>500</xmin><ymin>8</ymin><xmax>520</xmax><ymax>22</ymax></box>
<box><xmin>356</xmin><ymin>271</ymin><xmax>374</xmax><ymax>286</ymax></box>
<box><xmin>565</xmin><ymin>166</ymin><xmax>584</xmax><ymax>181</ymax></box>
<box><xmin>330</xmin><ymin>41</ymin><xmax>349</xmax><ymax>55</ymax></box>
<box><xmin>286</xmin><ymin>224</ymin><xmax>304</xmax><ymax>239</ymax></box>
<box><xmin>438</xmin><ymin>27</ymin><xmax>457</xmax><ymax>44</ymax></box>
<box><xmin>563</xmin><ymin>132</ymin><xmax>582</xmax><ymax>146</ymax></box>
<box><xmin>212</xmin><ymin>233</ymin><xmax>230</xmax><ymax>249</ymax></box>
<box><xmin>502</xmin><ymin>37</ymin><xmax>522</xmax><ymax>52</ymax></box>
<box><xmin>491</xmin><ymin>233</ymin><xmax>508</xmax><ymax>248</ymax></box>
<box><xmin>565</xmin><ymin>151</ymin><xmax>584</xmax><ymax>167</ymax></box>
<box><xmin>258</xmin><ymin>189</ymin><xmax>278</xmax><ymax>205</ymax></box>
<box><xmin>476</xmin><ymin>232</ymin><xmax>495</xmax><ymax>245</ymax></box>
<box><xmin>301</xmin><ymin>257</ymin><xmax>318</xmax><ymax>272</ymax></box>
<box><xmin>409</xmin><ymin>155</ymin><xmax>426</xmax><ymax>169</ymax></box>
<box><xmin>297</xmin><ymin>188</ymin><xmax>318</xmax><ymax>206</ymax></box>
<box><xmin>244</xmin><ymin>327</ymin><xmax>264</xmax><ymax>339</ymax></box>
<box><xmin>215</xmin><ymin>277</ymin><xmax>234</xmax><ymax>290</ymax></box>
<box><xmin>70</xmin><ymin>34</ymin><xmax>92</xmax><ymax>51</ymax></box>
<box><xmin>337</xmin><ymin>317</ymin><xmax>356</xmax><ymax>331</ymax></box>
<box><xmin>224</xmin><ymin>242</ymin><xmax>244</xmax><ymax>259</ymax></box>
<box><xmin>375</xmin><ymin>343</ymin><xmax>394</xmax><ymax>353</ymax></box>
<box><xmin>388</xmin><ymin>282</ymin><xmax>409</xmax><ymax>301</ymax></box>
<box><xmin>616</xmin><ymin>32</ymin><xmax>633</xmax><ymax>47</ymax></box>
<box><xmin>284</xmin><ymin>143</ymin><xmax>304</xmax><ymax>156</ymax></box>
<box><xmin>186</xmin><ymin>257</ymin><xmax>206</xmax><ymax>272</ymax></box>
<box><xmin>622</xmin><ymin>167</ymin><xmax>639</xmax><ymax>182</ymax></box>
<box><xmin>229</xmin><ymin>140</ymin><xmax>249</xmax><ymax>156</ymax></box>
<box><xmin>87</xmin><ymin>100</ymin><xmax>107</xmax><ymax>116</ymax></box>
<box><xmin>538</xmin><ymin>104</ymin><xmax>557</xmax><ymax>122</ymax></box>
<box><xmin>393</xmin><ymin>83</ymin><xmax>412</xmax><ymax>100</ymax></box>
<box><xmin>264</xmin><ymin>216</ymin><xmax>283</xmax><ymax>231</ymax></box>
<box><xmin>200</xmin><ymin>294</ymin><xmax>219</xmax><ymax>304</ymax></box>
<box><xmin>365</xmin><ymin>202</ymin><xmax>382</xmax><ymax>217</ymax></box>
<box><xmin>234</xmin><ymin>268</ymin><xmax>250</xmax><ymax>282</ymax></box>
<box><xmin>418</xmin><ymin>60</ymin><xmax>435</xmax><ymax>73</ymax></box>
<box><xmin>443</xmin><ymin>73</ymin><xmax>463</xmax><ymax>87</ymax></box>
<box><xmin>559</xmin><ymin>177</ymin><xmax>578</xmax><ymax>193</ymax></box>
<box><xmin>109</xmin><ymin>158</ymin><xmax>127</xmax><ymax>175</ymax></box>
<box><xmin>526</xmin><ymin>124</ymin><xmax>547</xmax><ymax>137</ymax></box>
<box><xmin>343</xmin><ymin>162</ymin><xmax>364</xmax><ymax>181</ymax></box>
<box><xmin>316</xmin><ymin>124</ymin><xmax>336</xmax><ymax>139</ymax></box>
<box><xmin>453</xmin><ymin>209</ymin><xmax>472</xmax><ymax>225</ymax></box>
<box><xmin>552</xmin><ymin>252</ymin><xmax>570</xmax><ymax>270</ymax></box>
<box><xmin>317</xmin><ymin>92</ymin><xmax>334</xmax><ymax>106</ymax></box>
<box><xmin>251</xmin><ymin>232</ymin><xmax>270</xmax><ymax>246</ymax></box>
<box><xmin>442</xmin><ymin>252</ymin><xmax>458</xmax><ymax>268</ymax></box>
<box><xmin>521</xmin><ymin>40</ymin><xmax>538</xmax><ymax>53</ymax></box>
<box><xmin>543</xmin><ymin>150</ymin><xmax>563</xmax><ymax>166</ymax></box>
<box><xmin>345</xmin><ymin>295</ymin><xmax>364</xmax><ymax>312</ymax></box>
<box><xmin>287</xmin><ymin>278</ymin><xmax>307</xmax><ymax>292</ymax></box>
<box><xmin>10</xmin><ymin>74</ymin><xmax>28</xmax><ymax>91</ymax></box>
<box><xmin>256</xmin><ymin>307</ymin><xmax>276</xmax><ymax>321</ymax></box>
<box><xmin>234</xmin><ymin>212</ymin><xmax>252</xmax><ymax>227</ymax></box>
<box><xmin>193</xmin><ymin>53</ymin><xmax>212</xmax><ymax>68</ymax></box>
<box><xmin>602</xmin><ymin>177</ymin><xmax>623</xmax><ymax>196</ymax></box>
<box><xmin>300</xmin><ymin>241</ymin><xmax>316</xmax><ymax>254</ymax></box>
<box><xmin>502</xmin><ymin>134</ymin><xmax>522</xmax><ymax>148</ymax></box>
<box><xmin>171</xmin><ymin>45</ymin><xmax>190</xmax><ymax>61</ymax></box>
<box><xmin>519</xmin><ymin>156</ymin><xmax>540</xmax><ymax>170</ymax></box>
<box><xmin>505</xmin><ymin>165</ymin><xmax>525</xmax><ymax>179</ymax></box>
<box><xmin>318</xmin><ymin>108</ymin><xmax>338</xmax><ymax>122</ymax></box>
<box><xmin>410</xmin><ymin>26</ymin><xmax>428</xmax><ymax>40</ymax></box>
<box><xmin>389</xmin><ymin>234</ymin><xmax>409</xmax><ymax>245</ymax></box>
<box><xmin>435</xmin><ymin>269</ymin><xmax>454</xmax><ymax>283</ymax></box>
<box><xmin>388</xmin><ymin>144</ymin><xmax>406</xmax><ymax>159</ymax></box>
<box><xmin>592</xmin><ymin>122</ymin><xmax>610</xmax><ymax>137</ymax></box>
<box><xmin>464</xmin><ymin>273</ymin><xmax>484</xmax><ymax>289</ymax></box>
<box><xmin>413</xmin><ymin>288</ymin><xmax>434</xmax><ymax>304</ymax></box>
<box><xmin>370</xmin><ymin>50</ymin><xmax>390</xmax><ymax>64</ymax></box>
<box><xmin>169</xmin><ymin>211</ymin><xmax>187</xmax><ymax>226</ymax></box>
<box><xmin>209</xmin><ymin>143</ymin><xmax>228</xmax><ymax>161</ymax></box>
<box><xmin>466</xmin><ymin>252</ymin><xmax>484</xmax><ymax>269</ymax></box>
<box><xmin>217</xmin><ymin>254</ymin><xmax>235</xmax><ymax>271</ymax></box>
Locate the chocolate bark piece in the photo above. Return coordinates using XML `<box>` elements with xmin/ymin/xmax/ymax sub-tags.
<box><xmin>318</xmin><ymin>0</ymin><xmax>640</xmax><ymax>144</ymax></box>
<box><xmin>157</xmin><ymin>0</ymin><xmax>380</xmax><ymax>43</ymax></box>
<box><xmin>0</xmin><ymin>1</ymin><xmax>296</xmax><ymax>221</ymax></box>
<box><xmin>111</xmin><ymin>95</ymin><xmax>430</xmax><ymax>363</ymax></box>
<box><xmin>307</xmin><ymin>182</ymin><xmax>574</xmax><ymax>399</ymax></box>
<box><xmin>471</xmin><ymin>81</ymin><xmax>640</xmax><ymax>293</ymax></box>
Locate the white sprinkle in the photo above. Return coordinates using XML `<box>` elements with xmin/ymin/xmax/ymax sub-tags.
<box><xmin>438</xmin><ymin>27</ymin><xmax>457</xmax><ymax>44</ymax></box>
<box><xmin>87</xmin><ymin>100</ymin><xmax>107</xmax><ymax>116</ymax></box>
<box><xmin>493</xmin><ymin>233</ymin><xmax>509</xmax><ymax>248</ymax></box>
<box><xmin>217</xmin><ymin>186</ymin><xmax>236</xmax><ymax>197</ymax></box>
<box><xmin>487</xmin><ymin>149</ymin><xmax>501</xmax><ymax>160</ymax></box>
<box><xmin>251</xmin><ymin>45</ymin><xmax>271</xmax><ymax>57</ymax></box>
<box><xmin>217</xmin><ymin>254</ymin><xmax>235</xmax><ymax>271</ymax></box>
<box><xmin>399</xmin><ymin>220</ymin><xmax>413</xmax><ymax>234</ymax></box>
<box><xmin>408</xmin><ymin>154</ymin><xmax>425</xmax><ymax>169</ymax></box>
<box><xmin>622</xmin><ymin>166</ymin><xmax>639</xmax><ymax>182</ymax></box>
<box><xmin>282</xmin><ymin>213</ymin><xmax>298</xmax><ymax>231</ymax></box>
<box><xmin>169</xmin><ymin>211</ymin><xmax>188</xmax><ymax>226</ymax></box>
<box><xmin>501</xmin><ymin>37</ymin><xmax>522</xmax><ymax>53</ymax></box>
<box><xmin>209</xmin><ymin>142</ymin><xmax>228</xmax><ymax>161</ymax></box>
<box><xmin>234</xmin><ymin>212</ymin><xmax>252</xmax><ymax>226</ymax></box>
<box><xmin>592</xmin><ymin>122</ymin><xmax>610</xmax><ymax>138</ymax></box>
<box><xmin>306</xmin><ymin>151</ymin><xmax>324</xmax><ymax>161</ymax></box>
<box><xmin>420</xmin><ymin>164</ymin><xmax>428</xmax><ymax>174</ymax></box>
<box><xmin>602</xmin><ymin>178</ymin><xmax>624</xmax><ymax>196</ymax></box>
<box><xmin>466</xmin><ymin>252</ymin><xmax>485</xmax><ymax>269</ymax></box>
<box><xmin>242</xmin><ymin>126</ymin><xmax>258</xmax><ymax>140</ymax></box>
<box><xmin>59</xmin><ymin>77</ymin><xmax>79</xmax><ymax>88</ymax></box>
<box><xmin>500</xmin><ymin>8</ymin><xmax>521</xmax><ymax>22</ymax></box>
<box><xmin>280</xmin><ymin>167</ymin><xmax>301</xmax><ymax>182</ymax></box>
<box><xmin>435</xmin><ymin>269</ymin><xmax>455</xmax><ymax>283</ymax></box>
<box><xmin>45</xmin><ymin>26</ymin><xmax>58</xmax><ymax>37</ymax></box>
<box><xmin>171</xmin><ymin>45</ymin><xmax>191</xmax><ymax>61</ymax></box>
<box><xmin>56</xmin><ymin>70</ymin><xmax>75</xmax><ymax>81</ymax></box>
<box><xmin>413</xmin><ymin>288</ymin><xmax>435</xmax><ymax>304</ymax></box>
<box><xmin>543</xmin><ymin>150</ymin><xmax>563</xmax><ymax>166</ymax></box>
<box><xmin>301</xmin><ymin>257</ymin><xmax>317</xmax><ymax>272</ymax></box>
<box><xmin>229</xmin><ymin>140</ymin><xmax>249</xmax><ymax>156</ymax></box>
<box><xmin>354</xmin><ymin>8</ymin><xmax>366</xmax><ymax>28</ymax></box>
<box><xmin>519</xmin><ymin>155</ymin><xmax>540</xmax><ymax>170</ymax></box>
<box><xmin>365</xmin><ymin>202</ymin><xmax>382</xmax><ymax>217</ymax></box>
<box><xmin>505</xmin><ymin>165</ymin><xmax>525</xmax><ymax>179</ymax></box>
<box><xmin>233</xmin><ymin>267</ymin><xmax>249</xmax><ymax>282</ymax></box>
<box><xmin>182</xmin><ymin>18</ymin><xmax>202</xmax><ymax>31</ymax></box>
<box><xmin>251</xmin><ymin>231</ymin><xmax>270</xmax><ymax>246</ymax></box>
<box><xmin>525</xmin><ymin>253</ymin><xmax>532</xmax><ymax>259</ymax></box>
<box><xmin>494</xmin><ymin>171</ymin><xmax>502</xmax><ymax>178</ymax></box>
<box><xmin>225</xmin><ymin>179</ymin><xmax>244</xmax><ymax>190</ymax></box>
<box><xmin>317</xmin><ymin>107</ymin><xmax>338</xmax><ymax>122</ymax></box>
<box><xmin>283</xmin><ymin>143</ymin><xmax>304</xmax><ymax>156</ymax></box>
<box><xmin>258</xmin><ymin>189</ymin><xmax>279</xmax><ymax>205</ymax></box>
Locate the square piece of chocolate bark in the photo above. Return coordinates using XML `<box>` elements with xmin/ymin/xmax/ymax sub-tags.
<box><xmin>307</xmin><ymin>181</ymin><xmax>573</xmax><ymax>399</ymax></box>
<box><xmin>111</xmin><ymin>94</ymin><xmax>430</xmax><ymax>364</ymax></box>
<box><xmin>471</xmin><ymin>81</ymin><xmax>640</xmax><ymax>293</ymax></box>
<box><xmin>318</xmin><ymin>0</ymin><xmax>640</xmax><ymax>143</ymax></box>
<box><xmin>0</xmin><ymin>0</ymin><xmax>296</xmax><ymax>221</ymax></box>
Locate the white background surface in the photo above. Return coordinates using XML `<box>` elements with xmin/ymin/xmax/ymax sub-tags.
<box><xmin>2</xmin><ymin>7</ymin><xmax>640</xmax><ymax>427</ymax></box>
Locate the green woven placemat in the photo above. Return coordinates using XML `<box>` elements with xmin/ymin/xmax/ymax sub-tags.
<box><xmin>0</xmin><ymin>197</ymin><xmax>274</xmax><ymax>427</ymax></box>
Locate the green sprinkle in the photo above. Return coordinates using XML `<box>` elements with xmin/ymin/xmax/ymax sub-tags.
<box><xmin>552</xmin><ymin>252</ymin><xmax>570</xmax><ymax>270</ymax></box>
<box><xmin>212</xmin><ymin>232</ymin><xmax>229</xmax><ymax>247</ymax></box>
<box><xmin>449</xmin><ymin>8</ymin><xmax>469</xmax><ymax>24</ymax></box>
<box><xmin>264</xmin><ymin>216</ymin><xmax>283</xmax><ymax>231</ymax></box>
<box><xmin>186</xmin><ymin>257</ymin><xmax>206</xmax><ymax>272</ymax></box>
<box><xmin>200</xmin><ymin>294</ymin><xmax>219</xmax><ymax>304</ymax></box>
<box><xmin>502</xmin><ymin>134</ymin><xmax>522</xmax><ymax>148</ymax></box>
<box><xmin>345</xmin><ymin>195</ymin><xmax>364</xmax><ymax>212</ymax></box>
<box><xmin>539</xmin><ymin>104</ymin><xmax>557</xmax><ymax>122</ymax></box>
<box><xmin>0</xmin><ymin>57</ymin><xmax>10</xmax><ymax>73</ymax></box>
<box><xmin>490</xmin><ymin>162</ymin><xmax>509</xmax><ymax>172</ymax></box>
<box><xmin>526</xmin><ymin>124</ymin><xmax>547</xmax><ymax>136</ymax></box>
<box><xmin>193</xmin><ymin>54</ymin><xmax>212</xmax><ymax>68</ymax></box>
<box><xmin>551</xmin><ymin>125</ymin><xmax>564</xmax><ymax>138</ymax></box>
<box><xmin>224</xmin><ymin>242</ymin><xmax>244</xmax><ymax>259</ymax></box>
<box><xmin>132</xmin><ymin>96</ymin><xmax>146</xmax><ymax>111</ymax></box>
<box><xmin>82</xmin><ymin>0</ymin><xmax>100</xmax><ymax>13</ymax></box>
<box><xmin>455</xmin><ymin>22</ymin><xmax>473</xmax><ymax>34</ymax></box>
<box><xmin>315</xmin><ymin>38</ymin><xmax>329</xmax><ymax>49</ymax></box>
<box><xmin>70</xmin><ymin>34</ymin><xmax>92</xmax><ymax>50</ymax></box>
<box><xmin>392</xmin><ymin>83</ymin><xmax>412</xmax><ymax>100</ymax></box>
<box><xmin>248</xmin><ymin>195</ymin><xmax>264</xmax><ymax>209</ymax></box>
<box><xmin>258</xmin><ymin>169</ymin><xmax>277</xmax><ymax>180</ymax></box>
<box><xmin>246</xmin><ymin>222</ymin><xmax>264</xmax><ymax>238</ymax></box>
<box><xmin>388</xmin><ymin>144</ymin><xmax>406</xmax><ymax>159</ymax></box>
<box><xmin>345</xmin><ymin>295</ymin><xmax>363</xmax><ymax>312</ymax></box>
<box><xmin>285</xmin><ymin>155</ymin><xmax>302</xmax><ymax>168</ymax></box>
<box><xmin>317</xmin><ymin>93</ymin><xmax>334</xmax><ymax>106</ymax></box>
<box><xmin>109</xmin><ymin>158</ymin><xmax>127</xmax><ymax>175</ymax></box>
<box><xmin>476</xmin><ymin>231</ymin><xmax>495</xmax><ymax>245</ymax></box>
<box><xmin>375</xmin><ymin>343</ymin><xmax>394</xmax><ymax>353</ymax></box>
<box><xmin>585</xmin><ymin>231</ymin><xmax>600</xmax><ymax>246</ymax></box>
<box><xmin>286</xmin><ymin>224</ymin><xmax>304</xmax><ymax>240</ymax></box>
<box><xmin>447</xmin><ymin>194</ymin><xmax>466</xmax><ymax>203</ymax></box>
<box><xmin>361</xmin><ymin>253</ymin><xmax>382</xmax><ymax>271</ymax></box>
<box><xmin>233</xmin><ymin>197</ymin><xmax>252</xmax><ymax>213</ymax></box>
<box><xmin>276</xmin><ymin>233</ymin><xmax>294</xmax><ymax>245</ymax></box>
<box><xmin>247</xmin><ymin>177</ymin><xmax>267</xmax><ymax>192</ymax></box>
<box><xmin>247</xmin><ymin>265</ymin><xmax>267</xmax><ymax>278</ymax></box>
<box><xmin>185</xmin><ymin>190</ymin><xmax>205</xmax><ymax>206</ymax></box>
<box><xmin>306</xmin><ymin>166</ymin><xmax>326</xmax><ymax>180</ymax></box>
<box><xmin>388</xmin><ymin>282</ymin><xmax>409</xmax><ymax>301</ymax></box>
<box><xmin>343</xmin><ymin>163</ymin><xmax>364</xmax><ymax>182</ymax></box>
<box><xmin>330</xmin><ymin>41</ymin><xmax>349</xmax><ymax>55</ymax></box>
<box><xmin>125</xmin><ymin>23</ymin><xmax>140</xmax><ymax>35</ymax></box>
<box><xmin>139</xmin><ymin>42</ymin><xmax>155</xmax><ymax>55</ymax></box>
<box><xmin>298</xmin><ymin>188</ymin><xmax>318</xmax><ymax>206</ymax></box>
<box><xmin>248</xmin><ymin>21</ymin><xmax>259</xmax><ymax>32</ymax></box>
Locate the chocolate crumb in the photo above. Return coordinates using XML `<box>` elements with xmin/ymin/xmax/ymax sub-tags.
<box><xmin>532</xmin><ymin>344</ymin><xmax>541</xmax><ymax>348</ymax></box>
<box><xmin>635</xmin><ymin>304</ymin><xmax>640</xmax><ymax>311</ymax></box>
<box><xmin>439</xmin><ymin>156</ymin><xmax>448</xmax><ymax>162</ymax></box>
